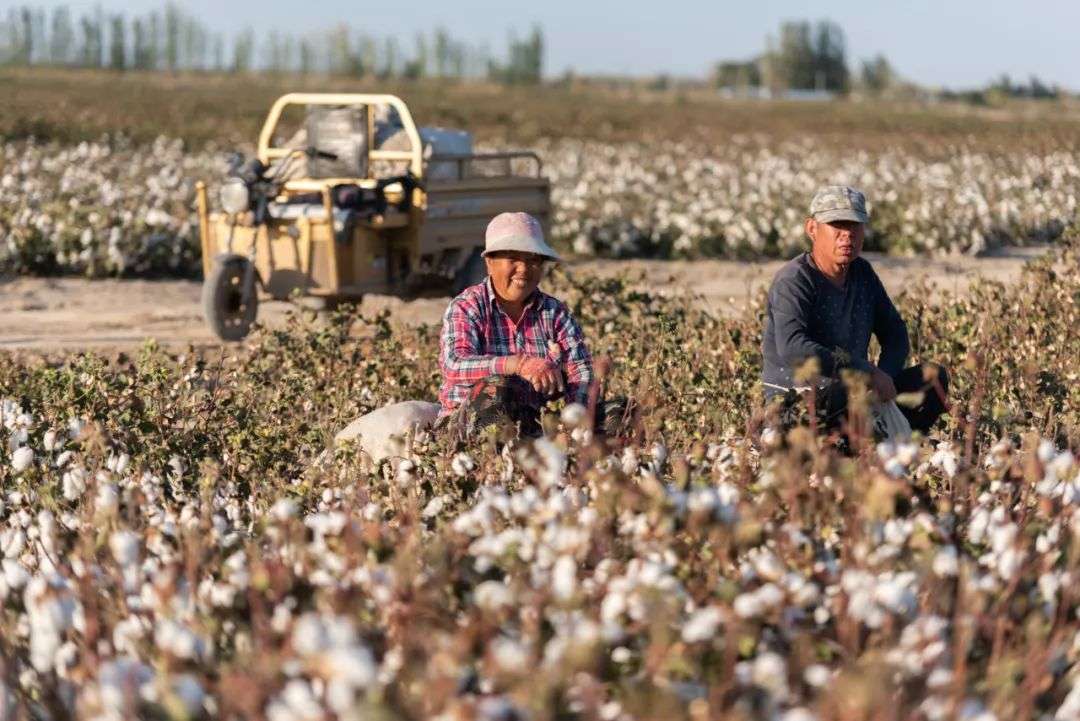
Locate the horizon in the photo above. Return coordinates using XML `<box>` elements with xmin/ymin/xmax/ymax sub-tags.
<box><xmin>9</xmin><ymin>0</ymin><xmax>1080</xmax><ymax>91</ymax></box>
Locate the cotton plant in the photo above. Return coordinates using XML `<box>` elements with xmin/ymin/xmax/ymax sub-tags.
<box><xmin>2</xmin><ymin>135</ymin><xmax>1077</xmax><ymax>276</ymax></box>
<box><xmin>0</xmin><ymin>237</ymin><xmax>1076</xmax><ymax>718</ymax></box>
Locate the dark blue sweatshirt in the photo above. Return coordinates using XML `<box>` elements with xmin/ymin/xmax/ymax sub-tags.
<box><xmin>761</xmin><ymin>252</ymin><xmax>909</xmax><ymax>398</ymax></box>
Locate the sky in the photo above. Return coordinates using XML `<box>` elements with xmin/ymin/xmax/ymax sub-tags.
<box><xmin>23</xmin><ymin>0</ymin><xmax>1080</xmax><ymax>90</ymax></box>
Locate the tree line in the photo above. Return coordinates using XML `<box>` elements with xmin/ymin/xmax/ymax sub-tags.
<box><xmin>0</xmin><ymin>4</ymin><xmax>544</xmax><ymax>83</ymax></box>
<box><xmin>712</xmin><ymin>20</ymin><xmax>866</xmax><ymax>95</ymax></box>
<box><xmin>712</xmin><ymin>19</ymin><xmax>1062</xmax><ymax>100</ymax></box>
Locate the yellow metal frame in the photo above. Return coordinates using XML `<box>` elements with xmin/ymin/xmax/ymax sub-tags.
<box><xmin>257</xmin><ymin>93</ymin><xmax>424</xmax><ymax>179</ymax></box>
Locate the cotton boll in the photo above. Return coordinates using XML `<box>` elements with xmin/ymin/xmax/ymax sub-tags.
<box><xmin>475</xmin><ymin>580</ymin><xmax>514</xmax><ymax>612</ymax></box>
<box><xmin>734</xmin><ymin>591</ymin><xmax>763</xmax><ymax>619</ymax></box>
<box><xmin>687</xmin><ymin>488</ymin><xmax>718</xmax><ymax>516</ymax></box>
<box><xmin>36</xmin><ymin>510</ymin><xmax>58</xmax><ymax>555</ymax></box>
<box><xmin>271</xmin><ymin>499</ymin><xmax>297</xmax><ymax>522</ymax></box>
<box><xmin>62</xmin><ymin>467</ymin><xmax>86</xmax><ymax>500</ymax></box>
<box><xmin>601</xmin><ymin>588</ymin><xmax>628</xmax><ymax>625</ymax></box>
<box><xmin>42</xmin><ymin>430</ymin><xmax>60</xmax><ymax>452</ymax></box>
<box><xmin>451</xmin><ymin>452</ymin><xmax>476</xmax><ymax>477</ymax></box>
<box><xmin>321</xmin><ymin>646</ymin><xmax>376</xmax><ymax>688</ymax></box>
<box><xmin>490</xmin><ymin>636</ymin><xmax>531</xmax><ymax>674</ymax></box>
<box><xmin>926</xmin><ymin>667</ymin><xmax>953</xmax><ymax>690</ymax></box>
<box><xmin>751</xmin><ymin>652</ymin><xmax>788</xmax><ymax>699</ymax></box>
<box><xmin>96</xmin><ymin>657</ymin><xmax>154</xmax><ymax>715</ymax></box>
<box><xmin>749</xmin><ymin>548</ymin><xmax>785</xmax><ymax>582</ymax></box>
<box><xmin>803</xmin><ymin>664</ymin><xmax>831</xmax><ymax>688</ymax></box>
<box><xmin>560</xmin><ymin>403</ymin><xmax>588</xmax><ymax>427</ymax></box>
<box><xmin>109</xmin><ymin>531</ymin><xmax>140</xmax><ymax>567</ymax></box>
<box><xmin>2</xmin><ymin>560</ymin><xmax>29</xmax><ymax>591</ymax></box>
<box><xmin>933</xmin><ymin>546</ymin><xmax>959</xmax><ymax>577</ymax></box>
<box><xmin>552</xmin><ymin>555</ymin><xmax>577</xmax><ymax>601</ymax></box>
<box><xmin>966</xmin><ymin>508</ymin><xmax>990</xmax><ymax>545</ymax></box>
<box><xmin>650</xmin><ymin>442</ymin><xmax>668</xmax><ymax>471</ymax></box>
<box><xmin>95</xmin><ymin>484</ymin><xmax>119</xmax><ymax>516</ymax></box>
<box><xmin>291</xmin><ymin>614</ymin><xmax>330</xmax><ymax>656</ymax></box>
<box><xmin>11</xmin><ymin>447</ymin><xmax>33</xmax><ymax>473</ymax></box>
<box><xmin>760</xmin><ymin>427</ymin><xmax>781</xmax><ymax>448</ymax></box>
<box><xmin>266</xmin><ymin>679</ymin><xmax>323</xmax><ymax>721</ymax></box>
<box><xmin>107</xmin><ymin>452</ymin><xmax>130</xmax><ymax>475</ymax></box>
<box><xmin>681</xmin><ymin>606</ymin><xmax>722</xmax><ymax>643</ymax></box>
<box><xmin>155</xmin><ymin>619</ymin><xmax>208</xmax><ymax>661</ymax></box>
<box><xmin>2</xmin><ymin>529</ymin><xmax>26</xmax><ymax>559</ymax></box>
<box><xmin>395</xmin><ymin>459</ymin><xmax>417</xmax><ymax>486</ymax></box>
<box><xmin>533</xmin><ymin>438</ymin><xmax>568</xmax><ymax>488</ymax></box>
<box><xmin>422</xmin><ymin>495</ymin><xmax>446</xmax><ymax>519</ymax></box>
<box><xmin>989</xmin><ymin>523</ymin><xmax>1017</xmax><ymax>554</ymax></box>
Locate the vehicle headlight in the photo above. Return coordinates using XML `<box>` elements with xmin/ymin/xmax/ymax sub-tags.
<box><xmin>220</xmin><ymin>179</ymin><xmax>250</xmax><ymax>214</ymax></box>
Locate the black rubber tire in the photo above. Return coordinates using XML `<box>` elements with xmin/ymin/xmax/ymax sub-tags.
<box><xmin>453</xmin><ymin>249</ymin><xmax>487</xmax><ymax>294</ymax></box>
<box><xmin>202</xmin><ymin>256</ymin><xmax>258</xmax><ymax>341</ymax></box>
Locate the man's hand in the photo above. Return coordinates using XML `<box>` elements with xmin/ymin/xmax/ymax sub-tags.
<box><xmin>515</xmin><ymin>355</ymin><xmax>565</xmax><ymax>397</ymax></box>
<box><xmin>870</xmin><ymin>366</ymin><xmax>897</xmax><ymax>402</ymax></box>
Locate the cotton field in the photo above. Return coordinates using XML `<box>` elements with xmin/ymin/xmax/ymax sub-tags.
<box><xmin>1</xmin><ymin>135</ymin><xmax>1076</xmax><ymax>276</ymax></box>
<box><xmin>0</xmin><ymin>236</ymin><xmax>1078</xmax><ymax>719</ymax></box>
<box><xmin>1</xmin><ymin>394</ymin><xmax>1079</xmax><ymax>719</ymax></box>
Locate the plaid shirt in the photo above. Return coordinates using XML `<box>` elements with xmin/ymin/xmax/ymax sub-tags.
<box><xmin>438</xmin><ymin>278</ymin><xmax>593</xmax><ymax>414</ymax></box>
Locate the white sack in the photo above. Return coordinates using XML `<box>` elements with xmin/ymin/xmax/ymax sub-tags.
<box><xmin>871</xmin><ymin>400</ymin><xmax>912</xmax><ymax>442</ymax></box>
<box><xmin>335</xmin><ymin>400</ymin><xmax>440</xmax><ymax>462</ymax></box>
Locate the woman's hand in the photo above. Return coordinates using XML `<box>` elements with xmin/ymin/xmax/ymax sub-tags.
<box><xmin>516</xmin><ymin>356</ymin><xmax>565</xmax><ymax>396</ymax></box>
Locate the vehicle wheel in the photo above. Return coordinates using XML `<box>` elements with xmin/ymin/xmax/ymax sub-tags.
<box><xmin>203</xmin><ymin>255</ymin><xmax>258</xmax><ymax>341</ymax></box>
<box><xmin>453</xmin><ymin>249</ymin><xmax>486</xmax><ymax>294</ymax></box>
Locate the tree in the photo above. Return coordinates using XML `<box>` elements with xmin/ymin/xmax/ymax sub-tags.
<box><xmin>29</xmin><ymin>8</ymin><xmax>47</xmax><ymax>64</ymax></box>
<box><xmin>1</xmin><ymin>10</ymin><xmax>18</xmax><ymax>65</ymax></box>
<box><xmin>713</xmin><ymin>60</ymin><xmax>761</xmax><ymax>89</ymax></box>
<box><xmin>357</xmin><ymin>34</ymin><xmax>377</xmax><ymax>77</ymax></box>
<box><xmin>108</xmin><ymin>14</ymin><xmax>125</xmax><ymax>70</ymax></box>
<box><xmin>763</xmin><ymin>19</ymin><xmax>848</xmax><ymax>93</ymax></box>
<box><xmin>212</xmin><ymin>33</ymin><xmax>224</xmax><ymax>71</ymax></box>
<box><xmin>490</xmin><ymin>24</ymin><xmax>544</xmax><ymax>84</ymax></box>
<box><xmin>20</xmin><ymin>6</ymin><xmax>34</xmax><ymax>65</ymax></box>
<box><xmin>379</xmin><ymin>36</ymin><xmax>398</xmax><ymax>79</ymax></box>
<box><xmin>181</xmin><ymin>15</ymin><xmax>202</xmax><ymax>70</ymax></box>
<box><xmin>49</xmin><ymin>6</ymin><xmax>75</xmax><ymax>65</ymax></box>
<box><xmin>298</xmin><ymin>37</ymin><xmax>314</xmax><ymax>75</ymax></box>
<box><xmin>147</xmin><ymin>11</ymin><xmax>160</xmax><ymax>70</ymax></box>
<box><xmin>433</xmin><ymin>26</ymin><xmax>448</xmax><ymax>76</ymax></box>
<box><xmin>163</xmin><ymin>2</ymin><xmax>179</xmax><ymax>70</ymax></box>
<box><xmin>78</xmin><ymin>9</ymin><xmax>103</xmax><ymax>67</ymax></box>
<box><xmin>232</xmin><ymin>28</ymin><xmax>254</xmax><ymax>73</ymax></box>
<box><xmin>132</xmin><ymin>17</ymin><xmax>152</xmax><ymax>69</ymax></box>
<box><xmin>266</xmin><ymin>30</ymin><xmax>285</xmax><ymax>73</ymax></box>
<box><xmin>813</xmin><ymin>20</ymin><xmax>848</xmax><ymax>92</ymax></box>
<box><xmin>860</xmin><ymin>54</ymin><xmax>893</xmax><ymax>94</ymax></box>
<box><xmin>405</xmin><ymin>32</ymin><xmax>428</xmax><ymax>79</ymax></box>
<box><xmin>327</xmin><ymin>23</ymin><xmax>351</xmax><ymax>75</ymax></box>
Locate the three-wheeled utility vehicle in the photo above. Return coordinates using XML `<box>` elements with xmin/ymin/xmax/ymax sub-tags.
<box><xmin>196</xmin><ymin>93</ymin><xmax>551</xmax><ymax>340</ymax></box>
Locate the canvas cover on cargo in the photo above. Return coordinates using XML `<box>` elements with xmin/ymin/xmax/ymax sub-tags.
<box><xmin>305</xmin><ymin>105</ymin><xmax>368</xmax><ymax>179</ymax></box>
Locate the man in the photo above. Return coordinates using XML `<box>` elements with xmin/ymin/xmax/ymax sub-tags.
<box><xmin>438</xmin><ymin>212</ymin><xmax>594</xmax><ymax>436</ymax></box>
<box><xmin>761</xmin><ymin>185</ymin><xmax>949</xmax><ymax>437</ymax></box>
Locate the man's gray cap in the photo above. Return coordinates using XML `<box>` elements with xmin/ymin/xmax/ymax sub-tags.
<box><xmin>809</xmin><ymin>185</ymin><xmax>870</xmax><ymax>224</ymax></box>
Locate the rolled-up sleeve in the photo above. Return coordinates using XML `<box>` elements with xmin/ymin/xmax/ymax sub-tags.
<box><xmin>439</xmin><ymin>300</ymin><xmax>512</xmax><ymax>386</ymax></box>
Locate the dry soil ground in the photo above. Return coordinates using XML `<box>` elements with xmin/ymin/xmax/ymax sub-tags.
<box><xmin>0</xmin><ymin>246</ymin><xmax>1049</xmax><ymax>353</ymax></box>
